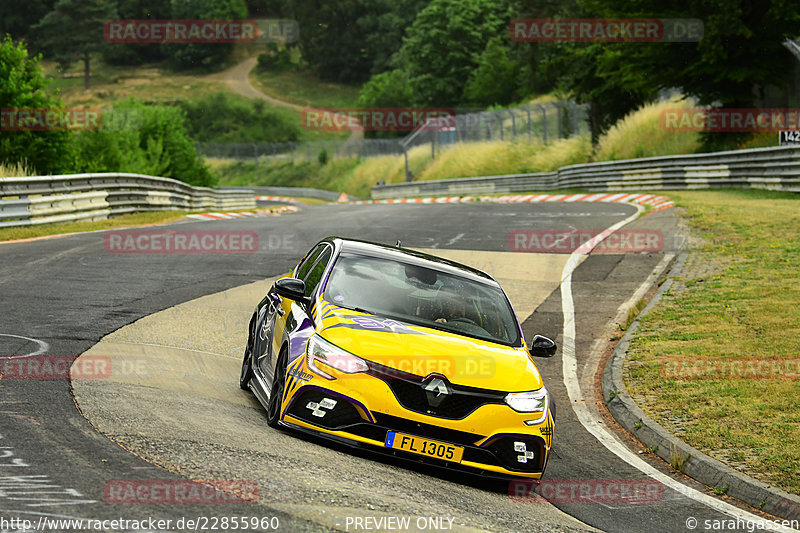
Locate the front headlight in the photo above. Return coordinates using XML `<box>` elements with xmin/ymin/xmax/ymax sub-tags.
<box><xmin>306</xmin><ymin>334</ymin><xmax>368</xmax><ymax>380</ymax></box>
<box><xmin>505</xmin><ymin>388</ymin><xmax>549</xmax><ymax>423</ymax></box>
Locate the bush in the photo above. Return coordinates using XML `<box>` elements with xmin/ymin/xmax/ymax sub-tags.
<box><xmin>257</xmin><ymin>43</ymin><xmax>293</xmax><ymax>71</ymax></box>
<box><xmin>73</xmin><ymin>100</ymin><xmax>215</xmax><ymax>187</ymax></box>
<box><xmin>357</xmin><ymin>69</ymin><xmax>414</xmax><ymax>109</ymax></box>
<box><xmin>179</xmin><ymin>93</ymin><xmax>301</xmax><ymax>143</ymax></box>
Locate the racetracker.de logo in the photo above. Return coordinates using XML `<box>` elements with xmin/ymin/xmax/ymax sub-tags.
<box><xmin>103</xmin><ymin>19</ymin><xmax>299</xmax><ymax>44</ymax></box>
<box><xmin>0</xmin><ymin>355</ymin><xmax>111</xmax><ymax>380</ymax></box>
<box><xmin>104</xmin><ymin>230</ymin><xmax>258</xmax><ymax>254</ymax></box>
<box><xmin>509</xmin><ymin>229</ymin><xmax>663</xmax><ymax>254</ymax></box>
<box><xmin>104</xmin><ymin>480</ymin><xmax>258</xmax><ymax>504</ymax></box>
<box><xmin>1</xmin><ymin>108</ymin><xmax>101</xmax><ymax>132</ymax></box>
<box><xmin>661</xmin><ymin>108</ymin><xmax>800</xmax><ymax>132</ymax></box>
<box><xmin>509</xmin><ymin>479</ymin><xmax>664</xmax><ymax>504</ymax></box>
<box><xmin>301</xmin><ymin>108</ymin><xmax>455</xmax><ymax>132</ymax></box>
<box><xmin>509</xmin><ymin>18</ymin><xmax>703</xmax><ymax>42</ymax></box>
<box><xmin>662</xmin><ymin>357</ymin><xmax>800</xmax><ymax>381</ymax></box>
<box><xmin>331</xmin><ymin>355</ymin><xmax>496</xmax><ymax>380</ymax></box>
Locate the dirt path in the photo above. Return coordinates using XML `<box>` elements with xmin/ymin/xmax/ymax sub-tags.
<box><xmin>212</xmin><ymin>57</ymin><xmax>364</xmax><ymax>141</ymax></box>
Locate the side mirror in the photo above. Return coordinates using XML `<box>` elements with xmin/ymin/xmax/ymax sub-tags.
<box><xmin>529</xmin><ymin>335</ymin><xmax>557</xmax><ymax>357</ymax></box>
<box><xmin>274</xmin><ymin>278</ymin><xmax>308</xmax><ymax>303</ymax></box>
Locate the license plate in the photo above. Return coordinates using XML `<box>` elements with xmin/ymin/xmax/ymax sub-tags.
<box><xmin>384</xmin><ymin>431</ymin><xmax>463</xmax><ymax>463</ymax></box>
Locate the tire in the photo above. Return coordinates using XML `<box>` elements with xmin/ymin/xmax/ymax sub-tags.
<box><xmin>239</xmin><ymin>343</ymin><xmax>254</xmax><ymax>391</ymax></box>
<box><xmin>266</xmin><ymin>349</ymin><xmax>287</xmax><ymax>428</ymax></box>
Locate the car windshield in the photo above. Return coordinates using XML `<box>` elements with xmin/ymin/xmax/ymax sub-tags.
<box><xmin>323</xmin><ymin>252</ymin><xmax>521</xmax><ymax>346</ymax></box>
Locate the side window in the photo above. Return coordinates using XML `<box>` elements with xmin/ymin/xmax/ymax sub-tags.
<box><xmin>303</xmin><ymin>247</ymin><xmax>333</xmax><ymax>298</ymax></box>
<box><xmin>295</xmin><ymin>245</ymin><xmax>325</xmax><ymax>280</ymax></box>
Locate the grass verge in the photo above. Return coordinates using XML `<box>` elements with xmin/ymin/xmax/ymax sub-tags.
<box><xmin>249</xmin><ymin>67</ymin><xmax>360</xmax><ymax>109</ymax></box>
<box><xmin>0</xmin><ymin>211</ymin><xmax>193</xmax><ymax>242</ymax></box>
<box><xmin>625</xmin><ymin>189</ymin><xmax>800</xmax><ymax>494</ymax></box>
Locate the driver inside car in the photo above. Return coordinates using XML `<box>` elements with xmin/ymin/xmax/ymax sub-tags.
<box><xmin>435</xmin><ymin>297</ymin><xmax>468</xmax><ymax>324</ymax></box>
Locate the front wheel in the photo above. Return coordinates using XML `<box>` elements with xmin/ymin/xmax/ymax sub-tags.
<box><xmin>239</xmin><ymin>344</ymin><xmax>254</xmax><ymax>391</ymax></box>
<box><xmin>266</xmin><ymin>350</ymin><xmax>287</xmax><ymax>428</ymax></box>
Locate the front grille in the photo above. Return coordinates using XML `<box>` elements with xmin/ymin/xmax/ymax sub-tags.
<box><xmin>367</xmin><ymin>361</ymin><xmax>506</xmax><ymax>419</ymax></box>
<box><xmin>286</xmin><ymin>389</ymin><xmax>364</xmax><ymax>429</ymax></box>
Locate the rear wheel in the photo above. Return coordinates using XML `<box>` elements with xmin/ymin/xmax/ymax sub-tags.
<box><xmin>266</xmin><ymin>349</ymin><xmax>287</xmax><ymax>428</ymax></box>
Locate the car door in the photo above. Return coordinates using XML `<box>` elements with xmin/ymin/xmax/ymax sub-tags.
<box><xmin>269</xmin><ymin>243</ymin><xmax>335</xmax><ymax>384</ymax></box>
<box><xmin>262</xmin><ymin>243</ymin><xmax>334</xmax><ymax>390</ymax></box>
<box><xmin>252</xmin><ymin>243</ymin><xmax>325</xmax><ymax>388</ymax></box>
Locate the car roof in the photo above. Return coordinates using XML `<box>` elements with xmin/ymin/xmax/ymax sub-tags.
<box><xmin>321</xmin><ymin>236</ymin><xmax>500</xmax><ymax>287</ymax></box>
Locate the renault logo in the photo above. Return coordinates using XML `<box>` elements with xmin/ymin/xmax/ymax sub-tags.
<box><xmin>423</xmin><ymin>377</ymin><xmax>450</xmax><ymax>397</ymax></box>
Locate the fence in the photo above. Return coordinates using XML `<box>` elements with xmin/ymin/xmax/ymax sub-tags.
<box><xmin>371</xmin><ymin>145</ymin><xmax>800</xmax><ymax>198</ymax></box>
<box><xmin>0</xmin><ymin>173</ymin><xmax>255</xmax><ymax>228</ymax></box>
<box><xmin>196</xmin><ymin>101</ymin><xmax>589</xmax><ymax>164</ymax></box>
<box><xmin>197</xmin><ymin>139</ymin><xmax>405</xmax><ymax>161</ymax></box>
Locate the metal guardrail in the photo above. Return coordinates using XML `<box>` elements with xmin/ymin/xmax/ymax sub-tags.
<box><xmin>371</xmin><ymin>145</ymin><xmax>800</xmax><ymax>199</ymax></box>
<box><xmin>0</xmin><ymin>173</ymin><xmax>256</xmax><ymax>228</ymax></box>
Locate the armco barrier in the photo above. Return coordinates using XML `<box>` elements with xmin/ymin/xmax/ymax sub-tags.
<box><xmin>0</xmin><ymin>173</ymin><xmax>255</xmax><ymax>228</ymax></box>
<box><xmin>371</xmin><ymin>145</ymin><xmax>800</xmax><ymax>199</ymax></box>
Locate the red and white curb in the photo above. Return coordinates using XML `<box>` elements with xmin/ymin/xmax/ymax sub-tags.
<box><xmin>256</xmin><ymin>194</ymin><xmax>350</xmax><ymax>203</ymax></box>
<box><xmin>186</xmin><ymin>212</ymin><xmax>256</xmax><ymax>221</ymax></box>
<box><xmin>255</xmin><ymin>196</ymin><xmax>300</xmax><ymax>204</ymax></box>
<box><xmin>350</xmin><ymin>193</ymin><xmax>674</xmax><ymax>213</ymax></box>
<box><xmin>187</xmin><ymin>206</ymin><xmax>299</xmax><ymax>221</ymax></box>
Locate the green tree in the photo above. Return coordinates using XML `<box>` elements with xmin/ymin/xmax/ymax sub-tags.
<box><xmin>357</xmin><ymin>69</ymin><xmax>414</xmax><ymax>108</ymax></box>
<box><xmin>586</xmin><ymin>0</ymin><xmax>800</xmax><ymax>109</ymax></box>
<box><xmin>102</xmin><ymin>0</ymin><xmax>171</xmax><ymax>66</ymax></box>
<box><xmin>32</xmin><ymin>0</ymin><xmax>118</xmax><ymax>89</ymax></box>
<box><xmin>0</xmin><ymin>0</ymin><xmax>58</xmax><ymax>40</ymax></box>
<box><xmin>284</xmin><ymin>0</ymin><xmax>371</xmax><ymax>83</ymax></box>
<box><xmin>542</xmin><ymin>0</ymin><xmax>800</xmax><ymax>144</ymax></box>
<box><xmin>0</xmin><ymin>36</ymin><xmax>74</xmax><ymax>174</ymax></box>
<box><xmin>165</xmin><ymin>0</ymin><xmax>248</xmax><ymax>70</ymax></box>
<box><xmin>463</xmin><ymin>36</ymin><xmax>526</xmax><ymax>107</ymax></box>
<box><xmin>547</xmin><ymin>42</ymin><xmax>654</xmax><ymax>143</ymax></box>
<box><xmin>356</xmin><ymin>0</ymin><xmax>429</xmax><ymax>76</ymax></box>
<box><xmin>245</xmin><ymin>0</ymin><xmax>286</xmax><ymax>17</ymax></box>
<box><xmin>356</xmin><ymin>69</ymin><xmax>414</xmax><ymax>138</ymax></box>
<box><xmin>397</xmin><ymin>0</ymin><xmax>514</xmax><ymax>106</ymax></box>
<box><xmin>74</xmin><ymin>100</ymin><xmax>216</xmax><ymax>186</ymax></box>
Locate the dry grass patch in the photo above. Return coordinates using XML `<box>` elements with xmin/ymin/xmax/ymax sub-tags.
<box><xmin>0</xmin><ymin>162</ymin><xmax>35</xmax><ymax>178</ymax></box>
<box><xmin>594</xmin><ymin>97</ymin><xmax>702</xmax><ymax>161</ymax></box>
<box><xmin>418</xmin><ymin>136</ymin><xmax>591</xmax><ymax>181</ymax></box>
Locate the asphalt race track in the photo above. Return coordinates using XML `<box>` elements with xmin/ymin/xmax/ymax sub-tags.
<box><xmin>0</xmin><ymin>201</ymin><xmax>783</xmax><ymax>532</ymax></box>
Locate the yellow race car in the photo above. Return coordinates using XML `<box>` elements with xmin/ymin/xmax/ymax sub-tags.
<box><xmin>240</xmin><ymin>237</ymin><xmax>556</xmax><ymax>479</ymax></box>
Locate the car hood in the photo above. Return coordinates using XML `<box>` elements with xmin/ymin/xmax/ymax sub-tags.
<box><xmin>314</xmin><ymin>301</ymin><xmax>543</xmax><ymax>392</ymax></box>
